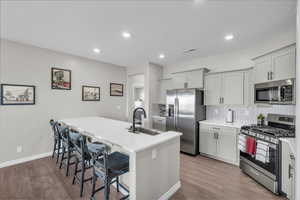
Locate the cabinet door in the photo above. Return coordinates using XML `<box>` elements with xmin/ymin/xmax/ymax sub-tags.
<box><xmin>172</xmin><ymin>73</ymin><xmax>187</xmax><ymax>89</ymax></box>
<box><xmin>199</xmin><ymin>125</ymin><xmax>217</xmax><ymax>156</ymax></box>
<box><xmin>159</xmin><ymin>79</ymin><xmax>172</xmax><ymax>104</ymax></box>
<box><xmin>217</xmin><ymin>127</ymin><xmax>237</xmax><ymax>164</ymax></box>
<box><xmin>222</xmin><ymin>72</ymin><xmax>244</xmax><ymax>105</ymax></box>
<box><xmin>186</xmin><ymin>69</ymin><xmax>204</xmax><ymax>89</ymax></box>
<box><xmin>281</xmin><ymin>140</ymin><xmax>294</xmax><ymax>199</ymax></box>
<box><xmin>204</xmin><ymin>74</ymin><xmax>222</xmax><ymax>105</ymax></box>
<box><xmin>272</xmin><ymin>46</ymin><xmax>296</xmax><ymax>81</ymax></box>
<box><xmin>253</xmin><ymin>55</ymin><xmax>272</xmax><ymax>83</ymax></box>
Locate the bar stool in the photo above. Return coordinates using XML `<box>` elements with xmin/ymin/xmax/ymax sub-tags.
<box><xmin>49</xmin><ymin>119</ymin><xmax>62</xmax><ymax>164</ymax></box>
<box><xmin>71</xmin><ymin>132</ymin><xmax>104</xmax><ymax>197</ymax></box>
<box><xmin>57</xmin><ymin>124</ymin><xmax>77</xmax><ymax>176</ymax></box>
<box><xmin>90</xmin><ymin>145</ymin><xmax>130</xmax><ymax>200</ymax></box>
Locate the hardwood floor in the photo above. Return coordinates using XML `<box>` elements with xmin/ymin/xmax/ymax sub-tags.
<box><xmin>0</xmin><ymin>154</ymin><xmax>286</xmax><ymax>200</ymax></box>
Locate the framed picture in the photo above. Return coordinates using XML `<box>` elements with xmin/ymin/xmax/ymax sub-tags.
<box><xmin>1</xmin><ymin>84</ymin><xmax>35</xmax><ymax>105</ymax></box>
<box><xmin>82</xmin><ymin>86</ymin><xmax>100</xmax><ymax>101</ymax></box>
<box><xmin>51</xmin><ymin>67</ymin><xmax>71</xmax><ymax>90</ymax></box>
<box><xmin>110</xmin><ymin>83</ymin><xmax>124</xmax><ymax>97</ymax></box>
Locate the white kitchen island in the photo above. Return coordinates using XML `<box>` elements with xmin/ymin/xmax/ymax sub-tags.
<box><xmin>60</xmin><ymin>117</ymin><xmax>182</xmax><ymax>200</ymax></box>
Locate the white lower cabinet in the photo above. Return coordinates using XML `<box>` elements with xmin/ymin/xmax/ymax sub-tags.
<box><xmin>281</xmin><ymin>140</ymin><xmax>295</xmax><ymax>200</ymax></box>
<box><xmin>199</xmin><ymin>123</ymin><xmax>239</xmax><ymax>165</ymax></box>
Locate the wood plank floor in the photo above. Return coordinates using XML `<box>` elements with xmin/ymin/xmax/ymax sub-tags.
<box><xmin>0</xmin><ymin>154</ymin><xmax>286</xmax><ymax>200</ymax></box>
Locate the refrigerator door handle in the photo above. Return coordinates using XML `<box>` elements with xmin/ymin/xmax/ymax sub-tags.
<box><xmin>175</xmin><ymin>98</ymin><xmax>179</xmax><ymax>129</ymax></box>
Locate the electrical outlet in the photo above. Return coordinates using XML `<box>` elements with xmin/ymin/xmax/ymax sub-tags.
<box><xmin>152</xmin><ymin>149</ymin><xmax>157</xmax><ymax>159</ymax></box>
<box><xmin>17</xmin><ymin>145</ymin><xmax>22</xmax><ymax>153</ymax></box>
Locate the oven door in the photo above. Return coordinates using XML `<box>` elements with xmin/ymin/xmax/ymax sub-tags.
<box><xmin>240</xmin><ymin>138</ymin><xmax>279</xmax><ymax>177</ymax></box>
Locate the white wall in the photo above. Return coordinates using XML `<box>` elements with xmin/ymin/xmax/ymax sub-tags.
<box><xmin>0</xmin><ymin>40</ymin><xmax>127</xmax><ymax>164</ymax></box>
<box><xmin>164</xmin><ymin>29</ymin><xmax>296</xmax><ymax>77</ymax></box>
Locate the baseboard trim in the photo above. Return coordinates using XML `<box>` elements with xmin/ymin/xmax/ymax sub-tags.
<box><xmin>158</xmin><ymin>181</ymin><xmax>181</xmax><ymax>200</ymax></box>
<box><xmin>0</xmin><ymin>152</ymin><xmax>52</xmax><ymax>169</ymax></box>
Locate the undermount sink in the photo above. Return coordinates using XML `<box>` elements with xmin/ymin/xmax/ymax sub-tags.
<box><xmin>128</xmin><ymin>127</ymin><xmax>161</xmax><ymax>136</ymax></box>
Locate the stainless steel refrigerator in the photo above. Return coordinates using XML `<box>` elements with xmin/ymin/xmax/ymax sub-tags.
<box><xmin>166</xmin><ymin>89</ymin><xmax>206</xmax><ymax>155</ymax></box>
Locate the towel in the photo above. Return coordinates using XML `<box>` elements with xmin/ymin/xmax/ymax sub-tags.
<box><xmin>246</xmin><ymin>137</ymin><xmax>256</xmax><ymax>156</ymax></box>
<box><xmin>238</xmin><ymin>134</ymin><xmax>247</xmax><ymax>153</ymax></box>
<box><xmin>255</xmin><ymin>140</ymin><xmax>270</xmax><ymax>163</ymax></box>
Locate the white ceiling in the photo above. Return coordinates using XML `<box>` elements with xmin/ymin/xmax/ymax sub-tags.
<box><xmin>0</xmin><ymin>0</ymin><xmax>297</xmax><ymax>68</ymax></box>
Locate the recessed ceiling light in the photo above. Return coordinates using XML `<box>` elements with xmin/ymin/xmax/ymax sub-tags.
<box><xmin>224</xmin><ymin>34</ymin><xmax>234</xmax><ymax>41</ymax></box>
<box><xmin>122</xmin><ymin>31</ymin><xmax>132</xmax><ymax>39</ymax></box>
<box><xmin>93</xmin><ymin>48</ymin><xmax>101</xmax><ymax>54</ymax></box>
<box><xmin>159</xmin><ymin>53</ymin><xmax>165</xmax><ymax>59</ymax></box>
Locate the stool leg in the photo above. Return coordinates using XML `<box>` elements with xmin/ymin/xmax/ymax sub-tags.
<box><xmin>56</xmin><ymin>140</ymin><xmax>61</xmax><ymax>164</ymax></box>
<box><xmin>91</xmin><ymin>169</ymin><xmax>97</xmax><ymax>199</ymax></box>
<box><xmin>72</xmin><ymin>157</ymin><xmax>79</xmax><ymax>185</ymax></box>
<box><xmin>66</xmin><ymin>148</ymin><xmax>71</xmax><ymax>176</ymax></box>
<box><xmin>104</xmin><ymin>178</ymin><xmax>110</xmax><ymax>200</ymax></box>
<box><xmin>80</xmin><ymin>160</ymin><xmax>85</xmax><ymax>197</ymax></box>
<box><xmin>59</xmin><ymin>146</ymin><xmax>65</xmax><ymax>169</ymax></box>
<box><xmin>116</xmin><ymin>177</ymin><xmax>119</xmax><ymax>192</ymax></box>
<box><xmin>52</xmin><ymin>139</ymin><xmax>57</xmax><ymax>158</ymax></box>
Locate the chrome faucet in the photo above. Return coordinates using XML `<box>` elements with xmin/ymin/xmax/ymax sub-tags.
<box><xmin>132</xmin><ymin>107</ymin><xmax>147</xmax><ymax>133</ymax></box>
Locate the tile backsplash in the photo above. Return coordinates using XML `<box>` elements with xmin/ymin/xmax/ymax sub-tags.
<box><xmin>207</xmin><ymin>105</ymin><xmax>295</xmax><ymax>124</ymax></box>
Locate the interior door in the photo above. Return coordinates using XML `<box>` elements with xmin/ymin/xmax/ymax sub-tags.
<box><xmin>176</xmin><ymin>89</ymin><xmax>196</xmax><ymax>154</ymax></box>
<box><xmin>166</xmin><ymin>90</ymin><xmax>176</xmax><ymax>131</ymax></box>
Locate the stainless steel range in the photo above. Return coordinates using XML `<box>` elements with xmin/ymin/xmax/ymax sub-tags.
<box><xmin>239</xmin><ymin>114</ymin><xmax>295</xmax><ymax>194</ymax></box>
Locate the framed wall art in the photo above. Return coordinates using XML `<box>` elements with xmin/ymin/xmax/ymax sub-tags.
<box><xmin>110</xmin><ymin>83</ymin><xmax>124</xmax><ymax>97</ymax></box>
<box><xmin>51</xmin><ymin>67</ymin><xmax>71</xmax><ymax>90</ymax></box>
<box><xmin>1</xmin><ymin>84</ymin><xmax>35</xmax><ymax>105</ymax></box>
<box><xmin>82</xmin><ymin>86</ymin><xmax>100</xmax><ymax>101</ymax></box>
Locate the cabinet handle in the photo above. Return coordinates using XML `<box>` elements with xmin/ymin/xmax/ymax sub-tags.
<box><xmin>222</xmin><ymin>97</ymin><xmax>224</xmax><ymax>104</ymax></box>
<box><xmin>289</xmin><ymin>164</ymin><xmax>294</xmax><ymax>179</ymax></box>
<box><xmin>270</xmin><ymin>72</ymin><xmax>273</xmax><ymax>80</ymax></box>
<box><xmin>216</xmin><ymin>132</ymin><xmax>219</xmax><ymax>140</ymax></box>
<box><xmin>219</xmin><ymin>97</ymin><xmax>222</xmax><ymax>104</ymax></box>
<box><xmin>267</xmin><ymin>72</ymin><xmax>270</xmax><ymax>80</ymax></box>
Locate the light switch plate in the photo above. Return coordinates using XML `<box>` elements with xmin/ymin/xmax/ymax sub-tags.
<box><xmin>152</xmin><ymin>149</ymin><xmax>157</xmax><ymax>159</ymax></box>
<box><xmin>17</xmin><ymin>145</ymin><xmax>22</xmax><ymax>153</ymax></box>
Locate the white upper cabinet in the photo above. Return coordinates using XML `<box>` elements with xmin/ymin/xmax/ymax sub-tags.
<box><xmin>172</xmin><ymin>73</ymin><xmax>187</xmax><ymax>89</ymax></box>
<box><xmin>186</xmin><ymin>69</ymin><xmax>205</xmax><ymax>89</ymax></box>
<box><xmin>272</xmin><ymin>46</ymin><xmax>296</xmax><ymax>81</ymax></box>
<box><xmin>204</xmin><ymin>71</ymin><xmax>245</xmax><ymax>106</ymax></box>
<box><xmin>171</xmin><ymin>68</ymin><xmax>207</xmax><ymax>89</ymax></box>
<box><xmin>253</xmin><ymin>55</ymin><xmax>272</xmax><ymax>83</ymax></box>
<box><xmin>222</xmin><ymin>72</ymin><xmax>244</xmax><ymax>105</ymax></box>
<box><xmin>253</xmin><ymin>44</ymin><xmax>296</xmax><ymax>84</ymax></box>
<box><xmin>204</xmin><ymin>74</ymin><xmax>222</xmax><ymax>105</ymax></box>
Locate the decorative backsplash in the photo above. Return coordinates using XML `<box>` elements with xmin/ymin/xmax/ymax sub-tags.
<box><xmin>206</xmin><ymin>105</ymin><xmax>295</xmax><ymax>124</ymax></box>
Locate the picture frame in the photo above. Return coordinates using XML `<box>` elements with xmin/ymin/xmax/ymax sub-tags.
<box><xmin>82</xmin><ymin>85</ymin><xmax>100</xmax><ymax>101</ymax></box>
<box><xmin>51</xmin><ymin>67</ymin><xmax>71</xmax><ymax>90</ymax></box>
<box><xmin>110</xmin><ymin>83</ymin><xmax>124</xmax><ymax>97</ymax></box>
<box><xmin>1</xmin><ymin>84</ymin><xmax>35</xmax><ymax>105</ymax></box>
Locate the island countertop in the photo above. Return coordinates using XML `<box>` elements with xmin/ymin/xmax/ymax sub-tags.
<box><xmin>60</xmin><ymin>116</ymin><xmax>182</xmax><ymax>153</ymax></box>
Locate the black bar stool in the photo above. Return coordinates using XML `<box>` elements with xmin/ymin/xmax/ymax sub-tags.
<box><xmin>90</xmin><ymin>145</ymin><xmax>130</xmax><ymax>200</ymax></box>
<box><xmin>71</xmin><ymin>132</ymin><xmax>104</xmax><ymax>197</ymax></box>
<box><xmin>49</xmin><ymin>119</ymin><xmax>62</xmax><ymax>164</ymax></box>
<box><xmin>57</xmin><ymin>124</ymin><xmax>76</xmax><ymax>176</ymax></box>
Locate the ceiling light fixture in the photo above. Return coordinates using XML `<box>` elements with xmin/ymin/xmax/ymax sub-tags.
<box><xmin>122</xmin><ymin>31</ymin><xmax>132</xmax><ymax>39</ymax></box>
<box><xmin>224</xmin><ymin>34</ymin><xmax>234</xmax><ymax>41</ymax></box>
<box><xmin>159</xmin><ymin>53</ymin><xmax>165</xmax><ymax>59</ymax></box>
<box><xmin>93</xmin><ymin>48</ymin><xmax>101</xmax><ymax>54</ymax></box>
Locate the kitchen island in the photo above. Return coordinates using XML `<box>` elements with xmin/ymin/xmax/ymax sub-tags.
<box><xmin>60</xmin><ymin>117</ymin><xmax>182</xmax><ymax>200</ymax></box>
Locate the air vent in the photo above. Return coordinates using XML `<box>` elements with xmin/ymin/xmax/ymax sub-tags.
<box><xmin>183</xmin><ymin>48</ymin><xmax>197</xmax><ymax>54</ymax></box>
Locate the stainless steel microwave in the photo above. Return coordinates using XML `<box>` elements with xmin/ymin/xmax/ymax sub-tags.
<box><xmin>254</xmin><ymin>79</ymin><xmax>295</xmax><ymax>105</ymax></box>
